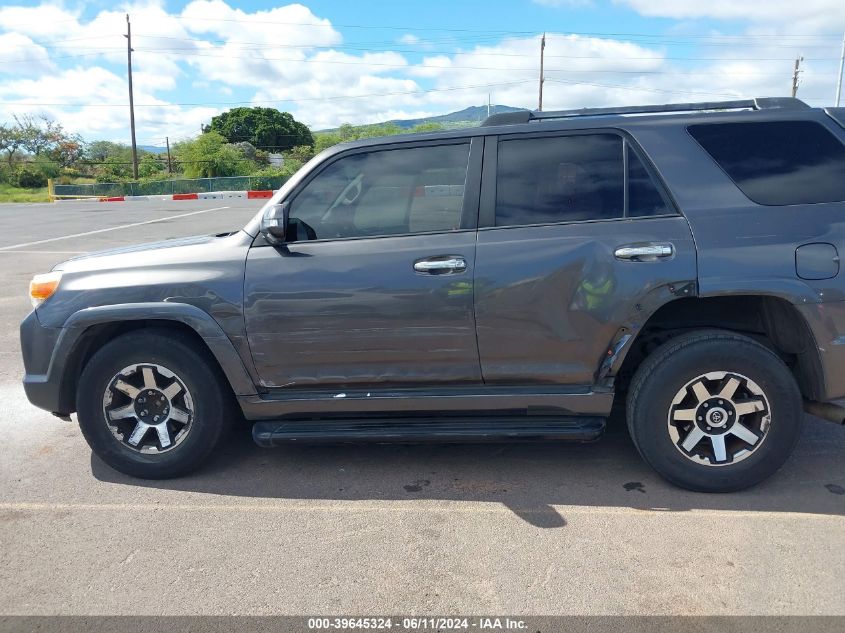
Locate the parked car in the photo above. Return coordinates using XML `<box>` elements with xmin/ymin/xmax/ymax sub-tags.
<box><xmin>21</xmin><ymin>97</ymin><xmax>845</xmax><ymax>491</ymax></box>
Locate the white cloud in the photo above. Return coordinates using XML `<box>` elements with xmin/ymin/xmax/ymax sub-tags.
<box><xmin>615</xmin><ymin>0</ymin><xmax>845</xmax><ymax>33</ymax></box>
<box><xmin>0</xmin><ymin>65</ymin><xmax>216</xmax><ymax>140</ymax></box>
<box><xmin>0</xmin><ymin>32</ymin><xmax>54</xmax><ymax>75</ymax></box>
<box><xmin>617</xmin><ymin>0</ymin><xmax>837</xmax><ymax>22</ymax></box>
<box><xmin>0</xmin><ymin>4</ymin><xmax>82</xmax><ymax>40</ymax></box>
<box><xmin>0</xmin><ymin>0</ymin><xmax>840</xmax><ymax>141</ymax></box>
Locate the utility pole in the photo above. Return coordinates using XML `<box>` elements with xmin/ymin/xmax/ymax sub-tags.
<box><xmin>836</xmin><ymin>32</ymin><xmax>844</xmax><ymax>107</ymax></box>
<box><xmin>538</xmin><ymin>32</ymin><xmax>546</xmax><ymax>111</ymax></box>
<box><xmin>487</xmin><ymin>92</ymin><xmax>491</xmax><ymax>118</ymax></box>
<box><xmin>125</xmin><ymin>14</ymin><xmax>138</xmax><ymax>180</ymax></box>
<box><xmin>791</xmin><ymin>55</ymin><xmax>803</xmax><ymax>98</ymax></box>
<box><xmin>166</xmin><ymin>136</ymin><xmax>173</xmax><ymax>174</ymax></box>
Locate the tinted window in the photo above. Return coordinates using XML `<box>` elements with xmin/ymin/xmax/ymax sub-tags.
<box><xmin>288</xmin><ymin>143</ymin><xmax>469</xmax><ymax>241</ymax></box>
<box><xmin>688</xmin><ymin>121</ymin><xmax>845</xmax><ymax>205</ymax></box>
<box><xmin>495</xmin><ymin>134</ymin><xmax>624</xmax><ymax>226</ymax></box>
<box><xmin>628</xmin><ymin>149</ymin><xmax>670</xmax><ymax>217</ymax></box>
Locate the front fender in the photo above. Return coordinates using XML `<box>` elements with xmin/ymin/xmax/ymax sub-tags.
<box><xmin>22</xmin><ymin>302</ymin><xmax>256</xmax><ymax>415</ymax></box>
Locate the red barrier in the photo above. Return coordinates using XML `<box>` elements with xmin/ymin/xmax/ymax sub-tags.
<box><xmin>172</xmin><ymin>193</ymin><xmax>199</xmax><ymax>200</ymax></box>
<box><xmin>247</xmin><ymin>190</ymin><xmax>273</xmax><ymax>199</ymax></box>
<box><xmin>99</xmin><ymin>196</ymin><xmax>125</xmax><ymax>202</ymax></box>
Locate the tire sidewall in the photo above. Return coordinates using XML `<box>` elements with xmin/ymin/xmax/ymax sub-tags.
<box><xmin>77</xmin><ymin>332</ymin><xmax>228</xmax><ymax>479</ymax></box>
<box><xmin>629</xmin><ymin>333</ymin><xmax>803</xmax><ymax>492</ymax></box>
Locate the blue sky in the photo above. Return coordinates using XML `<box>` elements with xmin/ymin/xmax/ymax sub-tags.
<box><xmin>0</xmin><ymin>0</ymin><xmax>843</xmax><ymax>146</ymax></box>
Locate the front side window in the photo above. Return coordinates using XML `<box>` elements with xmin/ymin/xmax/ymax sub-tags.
<box><xmin>688</xmin><ymin>121</ymin><xmax>845</xmax><ymax>206</ymax></box>
<box><xmin>287</xmin><ymin>143</ymin><xmax>469</xmax><ymax>241</ymax></box>
<box><xmin>495</xmin><ymin>134</ymin><xmax>624</xmax><ymax>226</ymax></box>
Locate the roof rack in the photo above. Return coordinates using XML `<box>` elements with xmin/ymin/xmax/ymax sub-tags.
<box><xmin>481</xmin><ymin>97</ymin><xmax>810</xmax><ymax>127</ymax></box>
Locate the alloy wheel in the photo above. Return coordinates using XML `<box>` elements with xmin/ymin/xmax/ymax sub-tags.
<box><xmin>667</xmin><ymin>371</ymin><xmax>771</xmax><ymax>466</ymax></box>
<box><xmin>102</xmin><ymin>363</ymin><xmax>194</xmax><ymax>454</ymax></box>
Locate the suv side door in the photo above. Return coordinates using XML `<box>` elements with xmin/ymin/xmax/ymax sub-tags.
<box><xmin>244</xmin><ymin>137</ymin><xmax>483</xmax><ymax>390</ymax></box>
<box><xmin>474</xmin><ymin>129</ymin><xmax>697</xmax><ymax>387</ymax></box>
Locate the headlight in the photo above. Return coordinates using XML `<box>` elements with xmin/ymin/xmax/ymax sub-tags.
<box><xmin>29</xmin><ymin>271</ymin><xmax>62</xmax><ymax>308</ymax></box>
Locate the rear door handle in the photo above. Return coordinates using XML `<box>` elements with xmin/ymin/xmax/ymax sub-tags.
<box><xmin>413</xmin><ymin>256</ymin><xmax>467</xmax><ymax>274</ymax></box>
<box><xmin>614</xmin><ymin>243</ymin><xmax>674</xmax><ymax>261</ymax></box>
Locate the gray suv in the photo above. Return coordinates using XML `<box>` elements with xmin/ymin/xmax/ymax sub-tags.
<box><xmin>20</xmin><ymin>97</ymin><xmax>845</xmax><ymax>491</ymax></box>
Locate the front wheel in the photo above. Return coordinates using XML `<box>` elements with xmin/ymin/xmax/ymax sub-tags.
<box><xmin>627</xmin><ymin>330</ymin><xmax>803</xmax><ymax>492</ymax></box>
<box><xmin>77</xmin><ymin>330</ymin><xmax>233</xmax><ymax>479</ymax></box>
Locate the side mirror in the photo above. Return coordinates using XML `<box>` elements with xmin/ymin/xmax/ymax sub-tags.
<box><xmin>259</xmin><ymin>201</ymin><xmax>290</xmax><ymax>245</ymax></box>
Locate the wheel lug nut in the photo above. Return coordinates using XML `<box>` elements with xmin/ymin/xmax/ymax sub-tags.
<box><xmin>718</xmin><ymin>400</ymin><xmax>724</xmax><ymax>405</ymax></box>
<box><xmin>154</xmin><ymin>415</ymin><xmax>159</xmax><ymax>422</ymax></box>
<box><xmin>704</xmin><ymin>403</ymin><xmax>709</xmax><ymax>408</ymax></box>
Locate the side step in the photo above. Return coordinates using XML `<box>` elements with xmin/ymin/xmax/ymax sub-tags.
<box><xmin>252</xmin><ymin>416</ymin><xmax>605</xmax><ymax>447</ymax></box>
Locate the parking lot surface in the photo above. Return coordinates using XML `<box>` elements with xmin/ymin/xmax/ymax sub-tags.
<box><xmin>0</xmin><ymin>199</ymin><xmax>843</xmax><ymax>616</ymax></box>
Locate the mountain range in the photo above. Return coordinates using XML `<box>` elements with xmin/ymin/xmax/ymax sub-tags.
<box><xmin>319</xmin><ymin>104</ymin><xmax>526</xmax><ymax>133</ymax></box>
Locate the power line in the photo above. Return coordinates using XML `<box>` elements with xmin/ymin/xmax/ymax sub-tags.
<box><xmin>3</xmin><ymin>10</ymin><xmax>844</xmax><ymax>38</ymax></box>
<box><xmin>545</xmin><ymin>77</ymin><xmax>739</xmax><ymax>97</ymax></box>
<box><xmin>155</xmin><ymin>16</ymin><xmax>845</xmax><ymax>39</ymax></box>
<box><xmin>0</xmin><ymin>47</ymin><xmax>805</xmax><ymax>75</ymax></box>
<box><xmin>0</xmin><ymin>79</ymin><xmax>535</xmax><ymax>108</ymax></box>
<box><xmin>4</xmin><ymin>48</ymin><xmax>844</xmax><ymax>66</ymax></box>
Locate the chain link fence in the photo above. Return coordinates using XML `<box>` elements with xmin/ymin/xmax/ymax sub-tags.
<box><xmin>53</xmin><ymin>175</ymin><xmax>288</xmax><ymax>199</ymax></box>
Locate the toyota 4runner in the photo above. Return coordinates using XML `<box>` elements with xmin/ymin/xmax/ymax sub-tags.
<box><xmin>20</xmin><ymin>97</ymin><xmax>845</xmax><ymax>491</ymax></box>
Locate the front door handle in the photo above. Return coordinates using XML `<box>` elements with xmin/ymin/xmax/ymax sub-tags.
<box><xmin>413</xmin><ymin>256</ymin><xmax>467</xmax><ymax>274</ymax></box>
<box><xmin>614</xmin><ymin>243</ymin><xmax>674</xmax><ymax>261</ymax></box>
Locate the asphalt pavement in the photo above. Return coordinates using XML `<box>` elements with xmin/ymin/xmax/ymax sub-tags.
<box><xmin>0</xmin><ymin>199</ymin><xmax>843</xmax><ymax>617</ymax></box>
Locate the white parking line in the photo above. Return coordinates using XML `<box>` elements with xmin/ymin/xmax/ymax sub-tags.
<box><xmin>0</xmin><ymin>205</ymin><xmax>230</xmax><ymax>252</ymax></box>
<box><xmin>0</xmin><ymin>501</ymin><xmax>837</xmax><ymax>520</ymax></box>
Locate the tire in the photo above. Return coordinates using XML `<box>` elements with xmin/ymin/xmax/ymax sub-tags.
<box><xmin>626</xmin><ymin>329</ymin><xmax>803</xmax><ymax>492</ymax></box>
<box><xmin>77</xmin><ymin>329</ymin><xmax>233</xmax><ymax>479</ymax></box>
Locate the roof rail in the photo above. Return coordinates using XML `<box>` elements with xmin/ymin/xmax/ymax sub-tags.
<box><xmin>481</xmin><ymin>97</ymin><xmax>810</xmax><ymax>126</ymax></box>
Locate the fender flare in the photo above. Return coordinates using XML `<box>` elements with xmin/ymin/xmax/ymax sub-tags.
<box><xmin>57</xmin><ymin>302</ymin><xmax>257</xmax><ymax>398</ymax></box>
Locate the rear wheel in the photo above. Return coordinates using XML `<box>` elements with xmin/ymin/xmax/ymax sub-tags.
<box><xmin>627</xmin><ymin>330</ymin><xmax>803</xmax><ymax>492</ymax></box>
<box><xmin>77</xmin><ymin>330</ymin><xmax>233</xmax><ymax>479</ymax></box>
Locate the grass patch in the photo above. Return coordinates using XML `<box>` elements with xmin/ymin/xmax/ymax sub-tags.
<box><xmin>0</xmin><ymin>184</ymin><xmax>51</xmax><ymax>203</ymax></box>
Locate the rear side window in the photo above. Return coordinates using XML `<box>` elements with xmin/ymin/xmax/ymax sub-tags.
<box><xmin>628</xmin><ymin>149</ymin><xmax>670</xmax><ymax>217</ymax></box>
<box><xmin>688</xmin><ymin>121</ymin><xmax>845</xmax><ymax>206</ymax></box>
<box><xmin>495</xmin><ymin>134</ymin><xmax>624</xmax><ymax>226</ymax></box>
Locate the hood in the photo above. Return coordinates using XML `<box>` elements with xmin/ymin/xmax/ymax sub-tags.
<box><xmin>53</xmin><ymin>231</ymin><xmax>249</xmax><ymax>274</ymax></box>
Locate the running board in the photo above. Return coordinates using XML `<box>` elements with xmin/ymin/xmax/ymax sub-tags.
<box><xmin>252</xmin><ymin>416</ymin><xmax>605</xmax><ymax>447</ymax></box>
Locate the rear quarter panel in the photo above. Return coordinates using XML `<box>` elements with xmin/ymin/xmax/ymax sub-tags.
<box><xmin>628</xmin><ymin>112</ymin><xmax>845</xmax><ymax>399</ymax></box>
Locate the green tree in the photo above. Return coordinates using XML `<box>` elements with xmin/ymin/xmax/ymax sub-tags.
<box><xmin>15</xmin><ymin>166</ymin><xmax>48</xmax><ymax>188</ymax></box>
<box><xmin>15</xmin><ymin>114</ymin><xmax>65</xmax><ymax>157</ymax></box>
<box><xmin>86</xmin><ymin>140</ymin><xmax>133</xmax><ymax>163</ymax></box>
<box><xmin>314</xmin><ymin>132</ymin><xmax>343</xmax><ymax>153</ymax></box>
<box><xmin>173</xmin><ymin>131</ymin><xmax>248</xmax><ymax>178</ymax></box>
<box><xmin>208</xmin><ymin>107</ymin><xmax>314</xmax><ymax>152</ymax></box>
<box><xmin>49</xmin><ymin>138</ymin><xmax>83</xmax><ymax>168</ymax></box>
<box><xmin>96</xmin><ymin>155</ymin><xmax>131</xmax><ymax>182</ymax></box>
<box><xmin>409</xmin><ymin>122</ymin><xmax>444</xmax><ymax>134</ymax></box>
<box><xmin>138</xmin><ymin>153</ymin><xmax>164</xmax><ymax>178</ymax></box>
<box><xmin>0</xmin><ymin>124</ymin><xmax>24</xmax><ymax>168</ymax></box>
<box><xmin>287</xmin><ymin>145</ymin><xmax>315</xmax><ymax>163</ymax></box>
